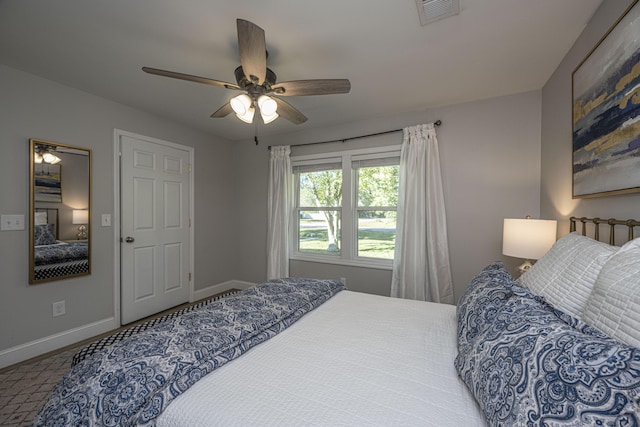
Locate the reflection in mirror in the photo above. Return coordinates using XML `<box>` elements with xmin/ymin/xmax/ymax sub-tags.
<box><xmin>29</xmin><ymin>139</ymin><xmax>91</xmax><ymax>284</ymax></box>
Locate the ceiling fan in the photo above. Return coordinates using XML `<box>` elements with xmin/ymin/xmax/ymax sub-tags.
<box><xmin>143</xmin><ymin>19</ymin><xmax>351</xmax><ymax>126</ymax></box>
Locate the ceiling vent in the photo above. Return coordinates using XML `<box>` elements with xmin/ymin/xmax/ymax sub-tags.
<box><xmin>416</xmin><ymin>0</ymin><xmax>460</xmax><ymax>26</ymax></box>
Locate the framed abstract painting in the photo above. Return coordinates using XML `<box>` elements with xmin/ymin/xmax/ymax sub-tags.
<box><xmin>572</xmin><ymin>0</ymin><xmax>640</xmax><ymax>198</ymax></box>
<box><xmin>34</xmin><ymin>163</ymin><xmax>62</xmax><ymax>202</ymax></box>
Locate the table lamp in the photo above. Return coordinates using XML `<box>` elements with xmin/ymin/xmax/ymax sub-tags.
<box><xmin>72</xmin><ymin>209</ymin><xmax>88</xmax><ymax>240</ymax></box>
<box><xmin>503</xmin><ymin>216</ymin><xmax>557</xmax><ymax>274</ymax></box>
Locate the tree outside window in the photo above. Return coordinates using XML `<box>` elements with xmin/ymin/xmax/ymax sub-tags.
<box><xmin>293</xmin><ymin>149</ymin><xmax>399</xmax><ymax>266</ymax></box>
<box><xmin>356</xmin><ymin>164</ymin><xmax>398</xmax><ymax>259</ymax></box>
<box><xmin>298</xmin><ymin>168</ymin><xmax>342</xmax><ymax>255</ymax></box>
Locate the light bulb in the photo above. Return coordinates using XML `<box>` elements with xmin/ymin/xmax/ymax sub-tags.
<box><xmin>258</xmin><ymin>95</ymin><xmax>278</xmax><ymax>116</ymax></box>
<box><xmin>230</xmin><ymin>94</ymin><xmax>252</xmax><ymax>115</ymax></box>
<box><xmin>42</xmin><ymin>152</ymin><xmax>61</xmax><ymax>164</ymax></box>
<box><xmin>236</xmin><ymin>106</ymin><xmax>255</xmax><ymax>124</ymax></box>
<box><xmin>260</xmin><ymin>110</ymin><xmax>279</xmax><ymax>124</ymax></box>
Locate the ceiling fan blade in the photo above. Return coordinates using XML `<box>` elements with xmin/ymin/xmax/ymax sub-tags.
<box><xmin>211</xmin><ymin>103</ymin><xmax>234</xmax><ymax>118</ymax></box>
<box><xmin>273</xmin><ymin>97</ymin><xmax>308</xmax><ymax>124</ymax></box>
<box><xmin>237</xmin><ymin>19</ymin><xmax>267</xmax><ymax>84</ymax></box>
<box><xmin>271</xmin><ymin>79</ymin><xmax>351</xmax><ymax>96</ymax></box>
<box><xmin>142</xmin><ymin>67</ymin><xmax>241</xmax><ymax>90</ymax></box>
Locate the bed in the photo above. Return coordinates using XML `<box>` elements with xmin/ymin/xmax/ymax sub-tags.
<box><xmin>33</xmin><ymin>209</ymin><xmax>89</xmax><ymax>281</ymax></box>
<box><xmin>33</xmin><ymin>217</ymin><xmax>640</xmax><ymax>426</ymax></box>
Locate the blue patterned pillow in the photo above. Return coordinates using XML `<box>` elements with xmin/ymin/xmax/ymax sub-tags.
<box><xmin>457</xmin><ymin>262</ymin><xmax>523</xmax><ymax>347</ymax></box>
<box><xmin>456</xmin><ymin>265</ymin><xmax>640</xmax><ymax>426</ymax></box>
<box><xmin>34</xmin><ymin>224</ymin><xmax>57</xmax><ymax>246</ymax></box>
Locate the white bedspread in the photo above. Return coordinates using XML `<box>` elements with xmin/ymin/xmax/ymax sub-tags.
<box><xmin>158</xmin><ymin>290</ymin><xmax>485</xmax><ymax>427</ymax></box>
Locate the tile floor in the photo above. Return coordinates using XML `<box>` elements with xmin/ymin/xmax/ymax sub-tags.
<box><xmin>0</xmin><ymin>345</ymin><xmax>80</xmax><ymax>426</ymax></box>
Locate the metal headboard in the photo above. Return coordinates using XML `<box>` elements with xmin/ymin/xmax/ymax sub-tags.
<box><xmin>569</xmin><ymin>216</ymin><xmax>640</xmax><ymax>246</ymax></box>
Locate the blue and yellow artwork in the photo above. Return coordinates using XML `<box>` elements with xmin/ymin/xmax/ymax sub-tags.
<box><xmin>35</xmin><ymin>164</ymin><xmax>62</xmax><ymax>202</ymax></box>
<box><xmin>572</xmin><ymin>1</ymin><xmax>640</xmax><ymax>197</ymax></box>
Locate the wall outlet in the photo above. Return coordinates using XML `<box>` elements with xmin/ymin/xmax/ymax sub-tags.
<box><xmin>340</xmin><ymin>277</ymin><xmax>346</xmax><ymax>285</ymax></box>
<box><xmin>52</xmin><ymin>301</ymin><xmax>66</xmax><ymax>317</ymax></box>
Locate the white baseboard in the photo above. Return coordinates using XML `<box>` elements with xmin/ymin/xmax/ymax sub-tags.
<box><xmin>192</xmin><ymin>279</ymin><xmax>255</xmax><ymax>301</ymax></box>
<box><xmin>0</xmin><ymin>317</ymin><xmax>117</xmax><ymax>370</ymax></box>
<box><xmin>1</xmin><ymin>279</ymin><xmax>257</xmax><ymax>370</ymax></box>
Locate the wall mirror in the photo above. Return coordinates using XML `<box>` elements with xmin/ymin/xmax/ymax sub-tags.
<box><xmin>29</xmin><ymin>138</ymin><xmax>92</xmax><ymax>284</ymax></box>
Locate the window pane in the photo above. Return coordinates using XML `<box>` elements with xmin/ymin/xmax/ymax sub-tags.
<box><xmin>299</xmin><ymin>169</ymin><xmax>342</xmax><ymax>207</ymax></box>
<box><xmin>357</xmin><ymin>210</ymin><xmax>396</xmax><ymax>259</ymax></box>
<box><xmin>299</xmin><ymin>210</ymin><xmax>341</xmax><ymax>255</ymax></box>
<box><xmin>357</xmin><ymin>165</ymin><xmax>398</xmax><ymax>207</ymax></box>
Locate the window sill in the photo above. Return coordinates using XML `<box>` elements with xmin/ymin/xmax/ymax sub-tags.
<box><xmin>290</xmin><ymin>254</ymin><xmax>393</xmax><ymax>271</ymax></box>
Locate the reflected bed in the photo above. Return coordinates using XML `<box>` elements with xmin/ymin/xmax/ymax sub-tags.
<box><xmin>32</xmin><ymin>212</ymin><xmax>88</xmax><ymax>281</ymax></box>
<box><xmin>34</xmin><ymin>241</ymin><xmax>89</xmax><ymax>281</ymax></box>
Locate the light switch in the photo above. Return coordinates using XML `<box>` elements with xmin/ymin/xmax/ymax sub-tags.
<box><xmin>1</xmin><ymin>214</ymin><xmax>25</xmax><ymax>231</ymax></box>
<box><xmin>101</xmin><ymin>214</ymin><xmax>111</xmax><ymax>227</ymax></box>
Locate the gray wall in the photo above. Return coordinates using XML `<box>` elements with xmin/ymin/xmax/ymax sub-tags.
<box><xmin>541</xmin><ymin>0</ymin><xmax>640</xmax><ymax>233</ymax></box>
<box><xmin>0</xmin><ymin>64</ymin><xmax>238</xmax><ymax>352</ymax></box>
<box><xmin>233</xmin><ymin>90</ymin><xmax>543</xmax><ymax>301</ymax></box>
<box><xmin>6</xmin><ymin>0</ymin><xmax>629</xmax><ymax>361</ymax></box>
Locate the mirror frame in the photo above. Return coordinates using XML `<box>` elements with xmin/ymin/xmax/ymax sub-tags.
<box><xmin>29</xmin><ymin>138</ymin><xmax>92</xmax><ymax>284</ymax></box>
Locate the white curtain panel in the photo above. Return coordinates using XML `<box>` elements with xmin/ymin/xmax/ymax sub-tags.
<box><xmin>266</xmin><ymin>145</ymin><xmax>292</xmax><ymax>280</ymax></box>
<box><xmin>391</xmin><ymin>124</ymin><xmax>454</xmax><ymax>303</ymax></box>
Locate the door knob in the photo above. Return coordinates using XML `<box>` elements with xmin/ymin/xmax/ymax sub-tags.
<box><xmin>125</xmin><ymin>236</ymin><xmax>135</xmax><ymax>243</ymax></box>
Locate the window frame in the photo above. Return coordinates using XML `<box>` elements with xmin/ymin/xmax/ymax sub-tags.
<box><xmin>290</xmin><ymin>145</ymin><xmax>400</xmax><ymax>270</ymax></box>
<box><xmin>353</xmin><ymin>156</ymin><xmax>400</xmax><ymax>263</ymax></box>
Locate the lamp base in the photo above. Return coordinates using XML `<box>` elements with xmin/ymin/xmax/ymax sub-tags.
<box><xmin>77</xmin><ymin>225</ymin><xmax>87</xmax><ymax>240</ymax></box>
<box><xmin>517</xmin><ymin>259</ymin><xmax>534</xmax><ymax>275</ymax></box>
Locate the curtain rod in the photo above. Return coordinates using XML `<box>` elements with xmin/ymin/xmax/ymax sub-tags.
<box><xmin>267</xmin><ymin>120</ymin><xmax>441</xmax><ymax>150</ymax></box>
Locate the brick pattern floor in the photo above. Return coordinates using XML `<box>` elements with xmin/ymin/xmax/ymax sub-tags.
<box><xmin>0</xmin><ymin>346</ymin><xmax>79</xmax><ymax>426</ymax></box>
<box><xmin>0</xmin><ymin>289</ymin><xmax>240</xmax><ymax>426</ymax></box>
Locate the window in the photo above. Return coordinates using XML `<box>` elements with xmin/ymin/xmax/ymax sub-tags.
<box><xmin>354</xmin><ymin>158</ymin><xmax>399</xmax><ymax>260</ymax></box>
<box><xmin>292</xmin><ymin>147</ymin><xmax>400</xmax><ymax>269</ymax></box>
<box><xmin>296</xmin><ymin>160</ymin><xmax>343</xmax><ymax>256</ymax></box>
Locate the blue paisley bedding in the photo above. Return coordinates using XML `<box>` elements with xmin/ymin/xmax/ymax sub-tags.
<box><xmin>32</xmin><ymin>278</ymin><xmax>345</xmax><ymax>427</ymax></box>
<box><xmin>34</xmin><ymin>242</ymin><xmax>88</xmax><ymax>265</ymax></box>
<box><xmin>455</xmin><ymin>262</ymin><xmax>640</xmax><ymax>426</ymax></box>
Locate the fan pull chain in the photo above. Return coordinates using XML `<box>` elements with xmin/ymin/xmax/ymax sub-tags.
<box><xmin>254</xmin><ymin>119</ymin><xmax>260</xmax><ymax>145</ymax></box>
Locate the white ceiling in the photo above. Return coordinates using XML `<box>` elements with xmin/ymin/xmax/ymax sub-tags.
<box><xmin>0</xmin><ymin>0</ymin><xmax>603</xmax><ymax>142</ymax></box>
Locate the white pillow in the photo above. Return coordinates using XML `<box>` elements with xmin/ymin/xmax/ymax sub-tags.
<box><xmin>517</xmin><ymin>232</ymin><xmax>618</xmax><ymax>318</ymax></box>
<box><xmin>34</xmin><ymin>211</ymin><xmax>47</xmax><ymax>225</ymax></box>
<box><xmin>581</xmin><ymin>238</ymin><xmax>640</xmax><ymax>348</ymax></box>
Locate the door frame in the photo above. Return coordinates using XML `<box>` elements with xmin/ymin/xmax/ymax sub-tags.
<box><xmin>112</xmin><ymin>129</ymin><xmax>195</xmax><ymax>328</ymax></box>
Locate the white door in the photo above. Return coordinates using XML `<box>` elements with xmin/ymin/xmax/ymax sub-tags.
<box><xmin>120</xmin><ymin>134</ymin><xmax>191</xmax><ymax>324</ymax></box>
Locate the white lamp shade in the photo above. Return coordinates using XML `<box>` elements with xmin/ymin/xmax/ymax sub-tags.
<box><xmin>503</xmin><ymin>218</ymin><xmax>557</xmax><ymax>260</ymax></box>
<box><xmin>72</xmin><ymin>209</ymin><xmax>89</xmax><ymax>225</ymax></box>
<box><xmin>257</xmin><ymin>95</ymin><xmax>278</xmax><ymax>115</ymax></box>
<box><xmin>235</xmin><ymin>107</ymin><xmax>255</xmax><ymax>123</ymax></box>
<box><xmin>42</xmin><ymin>152</ymin><xmax>62</xmax><ymax>164</ymax></box>
<box><xmin>230</xmin><ymin>94</ymin><xmax>253</xmax><ymax>116</ymax></box>
<box><xmin>260</xmin><ymin>110</ymin><xmax>279</xmax><ymax>124</ymax></box>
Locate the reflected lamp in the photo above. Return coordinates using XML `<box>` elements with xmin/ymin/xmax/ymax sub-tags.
<box><xmin>72</xmin><ymin>209</ymin><xmax>89</xmax><ymax>240</ymax></box>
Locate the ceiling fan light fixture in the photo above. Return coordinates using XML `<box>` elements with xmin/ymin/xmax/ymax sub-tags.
<box><xmin>236</xmin><ymin>106</ymin><xmax>255</xmax><ymax>124</ymax></box>
<box><xmin>230</xmin><ymin>93</ymin><xmax>253</xmax><ymax>116</ymax></box>
<box><xmin>260</xmin><ymin>110</ymin><xmax>279</xmax><ymax>124</ymax></box>
<box><xmin>142</xmin><ymin>19</ymin><xmax>349</xmax><ymax>129</ymax></box>
<box><xmin>42</xmin><ymin>152</ymin><xmax>62</xmax><ymax>164</ymax></box>
<box><xmin>258</xmin><ymin>95</ymin><xmax>278</xmax><ymax>116</ymax></box>
<box><xmin>34</xmin><ymin>152</ymin><xmax>43</xmax><ymax>164</ymax></box>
